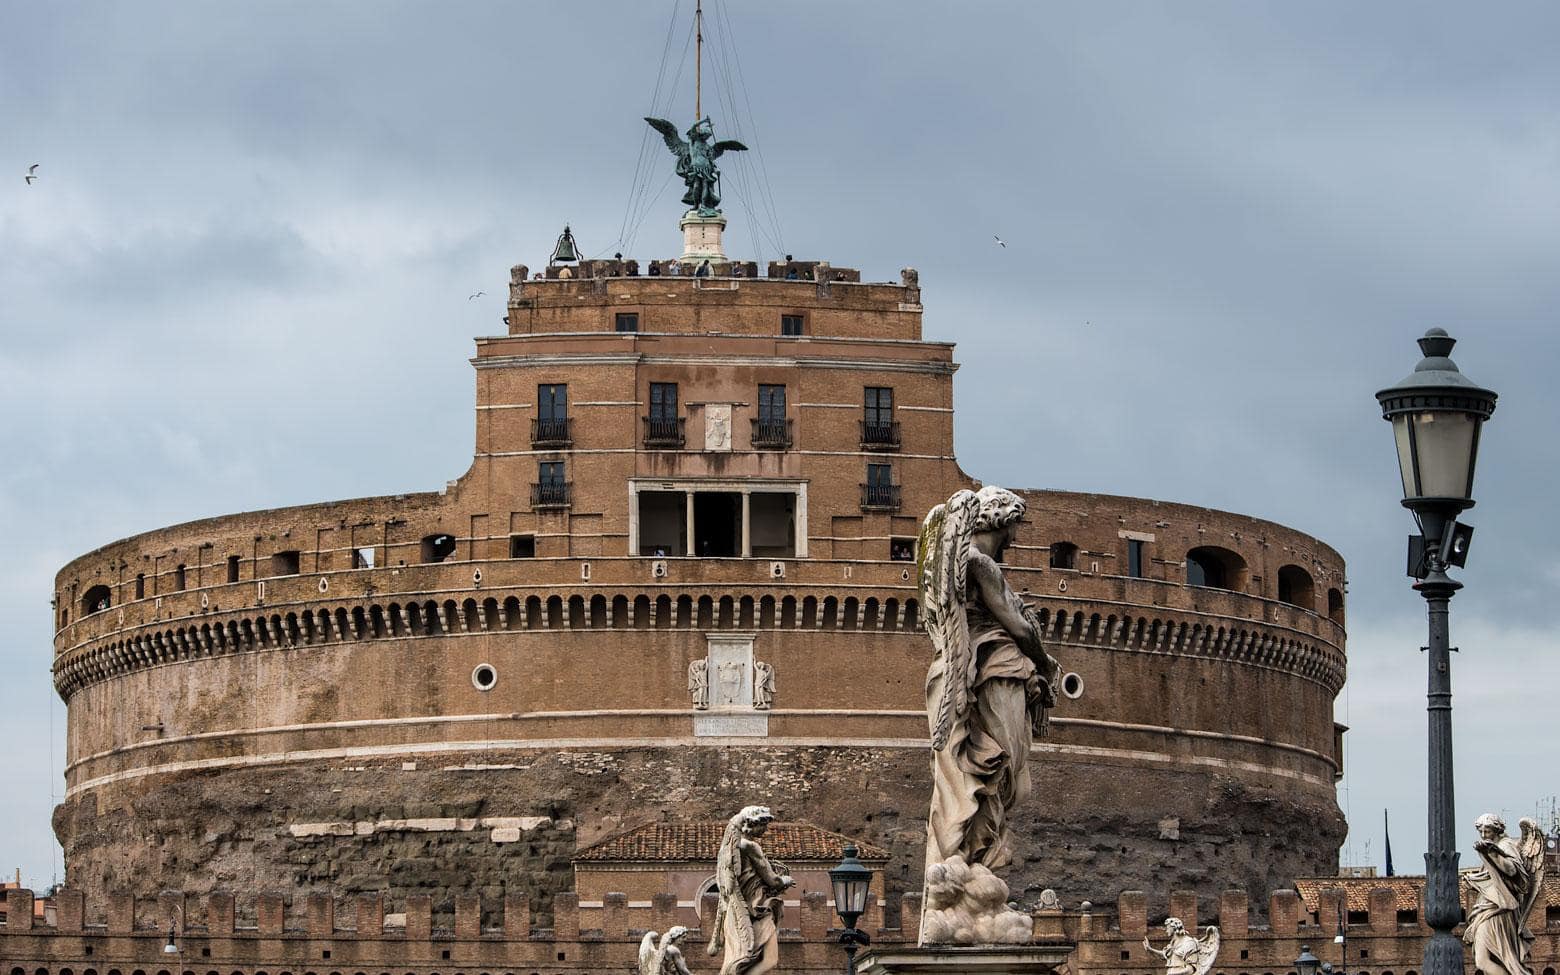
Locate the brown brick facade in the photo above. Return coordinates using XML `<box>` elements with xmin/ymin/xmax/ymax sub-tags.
<box><xmin>51</xmin><ymin>257</ymin><xmax>1346</xmax><ymax>918</ymax></box>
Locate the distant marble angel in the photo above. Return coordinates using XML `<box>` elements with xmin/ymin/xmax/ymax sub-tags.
<box><xmin>640</xmin><ymin>926</ymin><xmax>694</xmax><ymax>975</ymax></box>
<box><xmin>1464</xmin><ymin>814</ymin><xmax>1546</xmax><ymax>975</ymax></box>
<box><xmin>1144</xmin><ymin>918</ymin><xmax>1220</xmax><ymax>975</ymax></box>
<box><xmin>916</xmin><ymin>486</ymin><xmax>1061</xmax><ymax>944</ymax></box>
<box><xmin>707</xmin><ymin>805</ymin><xmax>794</xmax><ymax>975</ymax></box>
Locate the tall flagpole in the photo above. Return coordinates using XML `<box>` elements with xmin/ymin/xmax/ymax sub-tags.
<box><xmin>695</xmin><ymin>0</ymin><xmax>703</xmax><ymax>119</ymax></box>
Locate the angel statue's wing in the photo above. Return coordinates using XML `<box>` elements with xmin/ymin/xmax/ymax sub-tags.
<box><xmin>1517</xmin><ymin>818</ymin><xmax>1546</xmax><ymax>928</ymax></box>
<box><xmin>644</xmin><ymin>117</ymin><xmax>689</xmax><ymax>164</ymax></box>
<box><xmin>1193</xmin><ymin>926</ymin><xmax>1221</xmax><ymax>975</ymax></box>
<box><xmin>919</xmin><ymin>489</ymin><xmax>978</xmax><ymax>750</ymax></box>
<box><xmin>639</xmin><ymin>931</ymin><xmax>661</xmax><ymax>975</ymax></box>
<box><xmin>711</xmin><ymin>139</ymin><xmax>748</xmax><ymax>157</ymax></box>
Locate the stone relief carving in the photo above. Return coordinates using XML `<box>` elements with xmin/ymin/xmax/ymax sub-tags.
<box><xmin>716</xmin><ymin>659</ymin><xmax>744</xmax><ymax>706</ymax></box>
<box><xmin>705</xmin><ymin>404</ymin><xmax>733</xmax><ymax>452</ymax></box>
<box><xmin>916</xmin><ymin>485</ymin><xmax>1062</xmax><ymax>945</ymax></box>
<box><xmin>1464</xmin><ymin>813</ymin><xmax>1545</xmax><ymax>975</ymax></box>
<box><xmin>752</xmin><ymin>660</ymin><xmax>774</xmax><ymax>710</ymax></box>
<box><xmin>706</xmin><ymin>805</ymin><xmax>793</xmax><ymax>975</ymax></box>
<box><xmin>1144</xmin><ymin>918</ymin><xmax>1220</xmax><ymax>975</ymax></box>
<box><xmin>688</xmin><ymin>659</ymin><xmax>710</xmax><ymax>710</ymax></box>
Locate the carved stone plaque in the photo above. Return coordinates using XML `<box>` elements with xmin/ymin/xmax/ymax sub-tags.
<box><xmin>704</xmin><ymin>404</ymin><xmax>733</xmax><ymax>452</ymax></box>
<box><xmin>693</xmin><ymin>713</ymin><xmax>769</xmax><ymax>737</ymax></box>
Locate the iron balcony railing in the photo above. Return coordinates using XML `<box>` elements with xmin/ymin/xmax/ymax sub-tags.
<box><xmin>531</xmin><ymin>417</ymin><xmax>572</xmax><ymax>447</ymax></box>
<box><xmin>859</xmin><ymin>419</ymin><xmax>901</xmax><ymax>450</ymax></box>
<box><xmin>750</xmin><ymin>417</ymin><xmax>793</xmax><ymax>449</ymax></box>
<box><xmin>530</xmin><ymin>481</ymin><xmax>572</xmax><ymax>508</ymax></box>
<box><xmin>643</xmin><ymin>416</ymin><xmax>686</xmax><ymax>448</ymax></box>
<box><xmin>860</xmin><ymin>483</ymin><xmax>902</xmax><ymax>511</ymax></box>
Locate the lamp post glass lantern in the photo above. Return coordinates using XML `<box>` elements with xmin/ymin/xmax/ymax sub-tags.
<box><xmin>1295</xmin><ymin>946</ymin><xmax>1323</xmax><ymax>975</ymax></box>
<box><xmin>1376</xmin><ymin>328</ymin><xmax>1497</xmax><ymax>975</ymax></box>
<box><xmin>829</xmin><ymin>844</ymin><xmax>872</xmax><ymax>975</ymax></box>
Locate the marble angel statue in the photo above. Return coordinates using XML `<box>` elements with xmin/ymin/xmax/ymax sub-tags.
<box><xmin>916</xmin><ymin>485</ymin><xmax>1062</xmax><ymax>944</ymax></box>
<box><xmin>1464</xmin><ymin>813</ymin><xmax>1546</xmax><ymax>975</ymax></box>
<box><xmin>1144</xmin><ymin>917</ymin><xmax>1221</xmax><ymax>975</ymax></box>
<box><xmin>706</xmin><ymin>805</ymin><xmax>794</xmax><ymax>975</ymax></box>
<box><xmin>640</xmin><ymin>926</ymin><xmax>694</xmax><ymax>975</ymax></box>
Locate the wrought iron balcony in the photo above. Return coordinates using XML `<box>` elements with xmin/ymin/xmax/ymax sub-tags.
<box><xmin>530</xmin><ymin>481</ymin><xmax>572</xmax><ymax>508</ymax></box>
<box><xmin>859</xmin><ymin>420</ymin><xmax>901</xmax><ymax>450</ymax></box>
<box><xmin>531</xmin><ymin>417</ymin><xmax>572</xmax><ymax>447</ymax></box>
<box><xmin>860</xmin><ymin>483</ymin><xmax>902</xmax><ymax>511</ymax></box>
<box><xmin>750</xmin><ymin>417</ymin><xmax>793</xmax><ymax>449</ymax></box>
<box><xmin>643</xmin><ymin>416</ymin><xmax>686</xmax><ymax>448</ymax></box>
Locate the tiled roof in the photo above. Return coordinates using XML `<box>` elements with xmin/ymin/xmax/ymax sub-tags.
<box><xmin>1296</xmin><ymin>876</ymin><xmax>1427</xmax><ymax>913</ymax></box>
<box><xmin>1298</xmin><ymin>874</ymin><xmax>1559</xmax><ymax>914</ymax></box>
<box><xmin>574</xmin><ymin>822</ymin><xmax>890</xmax><ymax>863</ymax></box>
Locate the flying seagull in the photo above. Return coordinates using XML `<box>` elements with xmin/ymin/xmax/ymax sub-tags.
<box><xmin>993</xmin><ymin>235</ymin><xmax>1006</xmax><ymax>248</ymax></box>
<box><xmin>468</xmin><ymin>291</ymin><xmax>485</xmax><ymax>300</ymax></box>
<box><xmin>25</xmin><ymin>164</ymin><xmax>39</xmax><ymax>185</ymax></box>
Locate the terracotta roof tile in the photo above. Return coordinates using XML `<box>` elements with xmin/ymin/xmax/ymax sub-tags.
<box><xmin>1296</xmin><ymin>877</ymin><xmax>1427</xmax><ymax>913</ymax></box>
<box><xmin>574</xmin><ymin>822</ymin><xmax>890</xmax><ymax>863</ymax></box>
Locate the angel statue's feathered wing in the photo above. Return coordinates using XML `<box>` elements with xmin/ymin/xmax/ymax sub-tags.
<box><xmin>918</xmin><ymin>489</ymin><xmax>980</xmax><ymax>751</ymax></box>
<box><xmin>712</xmin><ymin>139</ymin><xmax>748</xmax><ymax>157</ymax></box>
<box><xmin>1517</xmin><ymin>818</ymin><xmax>1546</xmax><ymax>933</ymax></box>
<box><xmin>639</xmin><ymin>931</ymin><xmax>662</xmax><ymax>975</ymax></box>
<box><xmin>1192</xmin><ymin>926</ymin><xmax>1221</xmax><ymax>975</ymax></box>
<box><xmin>645</xmin><ymin>117</ymin><xmax>690</xmax><ymax>171</ymax></box>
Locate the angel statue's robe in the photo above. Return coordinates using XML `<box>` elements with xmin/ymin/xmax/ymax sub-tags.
<box><xmin>715</xmin><ymin>839</ymin><xmax>787</xmax><ymax>975</ymax></box>
<box><xmin>925</xmin><ymin>572</ymin><xmax>1058</xmax><ymax>875</ymax></box>
<box><xmin>1464</xmin><ymin>834</ymin><xmax>1536</xmax><ymax>975</ymax></box>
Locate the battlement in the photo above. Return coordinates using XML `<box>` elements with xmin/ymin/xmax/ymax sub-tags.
<box><xmin>6</xmin><ymin>885</ymin><xmax>1558</xmax><ymax>975</ymax></box>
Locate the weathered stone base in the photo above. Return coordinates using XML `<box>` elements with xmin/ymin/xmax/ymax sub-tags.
<box><xmin>55</xmin><ymin>745</ymin><xmax>1344</xmax><ymax>925</ymax></box>
<box><xmin>857</xmin><ymin>945</ymin><xmax>1075</xmax><ymax>975</ymax></box>
<box><xmin>680</xmin><ymin>211</ymin><xmax>727</xmax><ymax>260</ymax></box>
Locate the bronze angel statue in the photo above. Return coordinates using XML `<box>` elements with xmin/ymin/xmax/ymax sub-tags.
<box><xmin>644</xmin><ymin>116</ymin><xmax>748</xmax><ymax>215</ymax></box>
<box><xmin>639</xmin><ymin>926</ymin><xmax>694</xmax><ymax>975</ymax></box>
<box><xmin>915</xmin><ymin>486</ymin><xmax>1062</xmax><ymax>943</ymax></box>
<box><xmin>1464</xmin><ymin>814</ymin><xmax>1546</xmax><ymax>975</ymax></box>
<box><xmin>1144</xmin><ymin>918</ymin><xmax>1221</xmax><ymax>975</ymax></box>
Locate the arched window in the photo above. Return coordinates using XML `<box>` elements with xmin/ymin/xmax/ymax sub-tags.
<box><xmin>421</xmin><ymin>534</ymin><xmax>457</xmax><ymax>564</ymax></box>
<box><xmin>1186</xmin><ymin>546</ymin><xmax>1246</xmax><ymax>591</ymax></box>
<box><xmin>83</xmin><ymin>584</ymin><xmax>112</xmax><ymax>615</ymax></box>
<box><xmin>1328</xmin><ymin>587</ymin><xmax>1345</xmax><ymax>624</ymax></box>
<box><xmin>1049</xmin><ymin>542</ymin><xmax>1078</xmax><ymax>570</ymax></box>
<box><xmin>1277</xmin><ymin>565</ymin><xmax>1314</xmax><ymax>608</ymax></box>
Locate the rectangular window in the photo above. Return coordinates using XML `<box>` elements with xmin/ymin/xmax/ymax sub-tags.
<box><xmin>509</xmin><ymin>535</ymin><xmax>536</xmax><ymax>558</ymax></box>
<box><xmin>780</xmin><ymin>314</ymin><xmax>804</xmax><ymax>336</ymax></box>
<box><xmin>535</xmin><ymin>462</ymin><xmax>567</xmax><ymax>507</ymax></box>
<box><xmin>864</xmin><ymin>387</ymin><xmax>894</xmax><ymax>426</ymax></box>
<box><xmin>867</xmin><ymin>463</ymin><xmax>894</xmax><ymax>489</ymax></box>
<box><xmin>758</xmin><ymin>384</ymin><xmax>786</xmax><ymax>423</ymax></box>
<box><xmin>271</xmin><ymin>551</ymin><xmax>301</xmax><ymax>576</ymax></box>
<box><xmin>352</xmin><ymin>547</ymin><xmax>375</xmax><ymax>569</ymax></box>
<box><xmin>649</xmin><ymin>382</ymin><xmax>678</xmax><ymax>422</ymax></box>
<box><xmin>539</xmin><ymin>461</ymin><xmax>565</xmax><ymax>487</ymax></box>
<box><xmin>889</xmin><ymin>537</ymin><xmax>916</xmax><ymax>561</ymax></box>
<box><xmin>1127</xmin><ymin>539</ymin><xmax>1146</xmax><ymax>578</ymax></box>
<box><xmin>135</xmin><ymin>574</ymin><xmax>146</xmax><ymax>599</ymax></box>
<box><xmin>226</xmin><ymin>555</ymin><xmax>240</xmax><ymax>583</ymax></box>
<box><xmin>173</xmin><ymin>564</ymin><xmax>187</xmax><ymax>590</ymax></box>
<box><xmin>615</xmin><ymin>312</ymin><xmax>639</xmax><ymax>332</ymax></box>
<box><xmin>538</xmin><ymin>384</ymin><xmax>567</xmax><ymax>421</ymax></box>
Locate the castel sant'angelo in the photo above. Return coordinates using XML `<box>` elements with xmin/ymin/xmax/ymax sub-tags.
<box><xmin>44</xmin><ymin>41</ymin><xmax>1353</xmax><ymax>957</ymax></box>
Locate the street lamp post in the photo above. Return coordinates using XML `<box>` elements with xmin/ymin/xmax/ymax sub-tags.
<box><xmin>828</xmin><ymin>844</ymin><xmax>872</xmax><ymax>975</ymax></box>
<box><xmin>1376</xmin><ymin>328</ymin><xmax>1498</xmax><ymax>975</ymax></box>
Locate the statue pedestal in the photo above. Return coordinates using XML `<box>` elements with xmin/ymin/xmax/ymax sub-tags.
<box><xmin>680</xmin><ymin>211</ymin><xmax>727</xmax><ymax>261</ymax></box>
<box><xmin>856</xmin><ymin>945</ymin><xmax>1075</xmax><ymax>975</ymax></box>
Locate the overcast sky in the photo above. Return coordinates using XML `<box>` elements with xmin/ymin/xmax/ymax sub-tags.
<box><xmin>3</xmin><ymin>1</ymin><xmax>1557</xmax><ymax>890</ymax></box>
